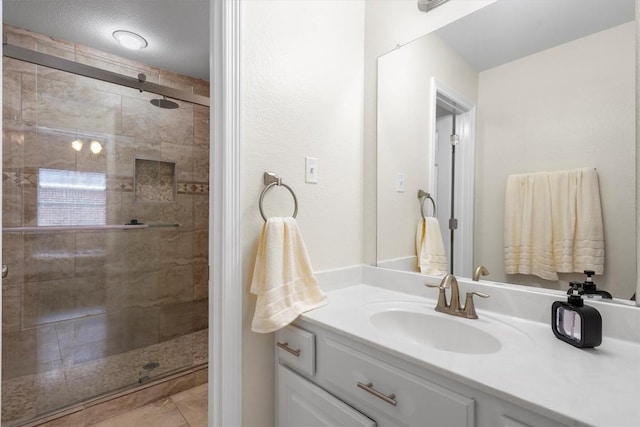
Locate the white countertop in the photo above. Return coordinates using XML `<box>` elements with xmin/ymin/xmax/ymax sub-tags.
<box><xmin>300</xmin><ymin>283</ymin><xmax>640</xmax><ymax>427</ymax></box>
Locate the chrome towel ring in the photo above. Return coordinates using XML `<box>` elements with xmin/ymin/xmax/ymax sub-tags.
<box><xmin>417</xmin><ymin>189</ymin><xmax>437</xmax><ymax>218</ymax></box>
<box><xmin>259</xmin><ymin>172</ymin><xmax>299</xmax><ymax>221</ymax></box>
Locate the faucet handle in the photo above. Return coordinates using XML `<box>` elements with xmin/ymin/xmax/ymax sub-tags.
<box><xmin>425</xmin><ymin>283</ymin><xmax>448</xmax><ymax>311</ymax></box>
<box><xmin>463</xmin><ymin>291</ymin><xmax>489</xmax><ymax>319</ymax></box>
<box><xmin>469</xmin><ymin>291</ymin><xmax>489</xmax><ymax>298</ymax></box>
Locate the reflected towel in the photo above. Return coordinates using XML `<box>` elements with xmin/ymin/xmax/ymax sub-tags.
<box><xmin>548</xmin><ymin>168</ymin><xmax>604</xmax><ymax>274</ymax></box>
<box><xmin>504</xmin><ymin>172</ymin><xmax>557</xmax><ymax>280</ymax></box>
<box><xmin>250</xmin><ymin>217</ymin><xmax>327</xmax><ymax>333</ymax></box>
<box><xmin>415</xmin><ymin>217</ymin><xmax>448</xmax><ymax>275</ymax></box>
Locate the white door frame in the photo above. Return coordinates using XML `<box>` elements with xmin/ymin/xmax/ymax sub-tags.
<box><xmin>210</xmin><ymin>0</ymin><xmax>243</xmax><ymax>426</ymax></box>
<box><xmin>429</xmin><ymin>78</ymin><xmax>475</xmax><ymax>278</ymax></box>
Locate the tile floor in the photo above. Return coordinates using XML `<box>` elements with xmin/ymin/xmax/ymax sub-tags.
<box><xmin>88</xmin><ymin>383</ymin><xmax>207</xmax><ymax>427</ymax></box>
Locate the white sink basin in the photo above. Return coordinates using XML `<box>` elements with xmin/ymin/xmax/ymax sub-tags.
<box><xmin>365</xmin><ymin>301</ymin><xmax>531</xmax><ymax>355</ymax></box>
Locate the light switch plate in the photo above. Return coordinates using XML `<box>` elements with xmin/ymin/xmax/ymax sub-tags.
<box><xmin>305</xmin><ymin>157</ymin><xmax>318</xmax><ymax>184</ymax></box>
<box><xmin>396</xmin><ymin>172</ymin><xmax>405</xmax><ymax>192</ymax></box>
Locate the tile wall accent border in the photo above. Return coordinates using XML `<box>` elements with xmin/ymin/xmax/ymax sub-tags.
<box><xmin>3</xmin><ymin>171</ymin><xmax>38</xmax><ymax>187</ymax></box>
<box><xmin>2</xmin><ymin>173</ymin><xmax>208</xmax><ymax>195</ymax></box>
<box><xmin>177</xmin><ymin>182</ymin><xmax>209</xmax><ymax>196</ymax></box>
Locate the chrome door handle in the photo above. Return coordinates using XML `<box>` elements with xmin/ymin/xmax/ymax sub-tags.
<box><xmin>276</xmin><ymin>341</ymin><xmax>301</xmax><ymax>357</ymax></box>
<box><xmin>357</xmin><ymin>382</ymin><xmax>397</xmax><ymax>406</ymax></box>
<box><xmin>2</xmin><ymin>265</ymin><xmax>7</xmax><ymax>278</ymax></box>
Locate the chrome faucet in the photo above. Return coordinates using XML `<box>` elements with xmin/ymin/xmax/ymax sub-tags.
<box><xmin>473</xmin><ymin>265</ymin><xmax>490</xmax><ymax>281</ymax></box>
<box><xmin>426</xmin><ymin>273</ymin><xmax>489</xmax><ymax>319</ymax></box>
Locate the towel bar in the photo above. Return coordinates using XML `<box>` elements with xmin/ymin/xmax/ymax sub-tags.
<box><xmin>418</xmin><ymin>189</ymin><xmax>437</xmax><ymax>218</ymax></box>
<box><xmin>259</xmin><ymin>172</ymin><xmax>298</xmax><ymax>221</ymax></box>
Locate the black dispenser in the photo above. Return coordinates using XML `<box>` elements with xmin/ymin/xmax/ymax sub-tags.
<box><xmin>553</xmin><ymin>282</ymin><xmax>602</xmax><ymax>348</ymax></box>
<box><xmin>566</xmin><ymin>270</ymin><xmax>612</xmax><ymax>300</ymax></box>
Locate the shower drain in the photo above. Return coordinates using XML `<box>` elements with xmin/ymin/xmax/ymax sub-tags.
<box><xmin>138</xmin><ymin>361</ymin><xmax>161</xmax><ymax>383</ymax></box>
<box><xmin>142</xmin><ymin>362</ymin><xmax>160</xmax><ymax>370</ymax></box>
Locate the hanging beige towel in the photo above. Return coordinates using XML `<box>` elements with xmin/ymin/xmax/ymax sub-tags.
<box><xmin>504</xmin><ymin>172</ymin><xmax>558</xmax><ymax>280</ymax></box>
<box><xmin>547</xmin><ymin>169</ymin><xmax>576</xmax><ymax>272</ymax></box>
<box><xmin>415</xmin><ymin>217</ymin><xmax>448</xmax><ymax>275</ymax></box>
<box><xmin>548</xmin><ymin>168</ymin><xmax>604</xmax><ymax>274</ymax></box>
<box><xmin>250</xmin><ymin>217</ymin><xmax>327</xmax><ymax>333</ymax></box>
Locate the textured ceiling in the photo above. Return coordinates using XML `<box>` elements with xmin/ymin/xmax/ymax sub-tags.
<box><xmin>3</xmin><ymin>0</ymin><xmax>210</xmax><ymax>80</ymax></box>
<box><xmin>435</xmin><ymin>0</ymin><xmax>635</xmax><ymax>72</ymax></box>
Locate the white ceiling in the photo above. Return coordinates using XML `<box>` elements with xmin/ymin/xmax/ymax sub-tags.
<box><xmin>2</xmin><ymin>0</ymin><xmax>635</xmax><ymax>81</ymax></box>
<box><xmin>3</xmin><ymin>0</ymin><xmax>210</xmax><ymax>80</ymax></box>
<box><xmin>435</xmin><ymin>0</ymin><xmax>635</xmax><ymax>72</ymax></box>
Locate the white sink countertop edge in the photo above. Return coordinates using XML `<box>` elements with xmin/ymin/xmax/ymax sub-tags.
<box><xmin>300</xmin><ymin>283</ymin><xmax>640</xmax><ymax>427</ymax></box>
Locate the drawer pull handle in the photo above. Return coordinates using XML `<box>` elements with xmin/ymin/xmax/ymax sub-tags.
<box><xmin>276</xmin><ymin>341</ymin><xmax>301</xmax><ymax>357</ymax></box>
<box><xmin>357</xmin><ymin>382</ymin><xmax>397</xmax><ymax>406</ymax></box>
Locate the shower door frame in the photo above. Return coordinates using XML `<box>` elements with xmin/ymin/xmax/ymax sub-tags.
<box><xmin>3</xmin><ymin>44</ymin><xmax>210</xmax><ymax>107</ymax></box>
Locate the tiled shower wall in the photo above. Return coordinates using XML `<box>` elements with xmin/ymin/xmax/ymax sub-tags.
<box><xmin>1</xmin><ymin>23</ymin><xmax>209</xmax><ymax>406</ymax></box>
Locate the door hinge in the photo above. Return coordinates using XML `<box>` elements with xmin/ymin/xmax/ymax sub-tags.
<box><xmin>449</xmin><ymin>218</ymin><xmax>458</xmax><ymax>230</ymax></box>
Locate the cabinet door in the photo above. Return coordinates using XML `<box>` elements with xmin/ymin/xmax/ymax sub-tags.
<box><xmin>278</xmin><ymin>364</ymin><xmax>376</xmax><ymax>427</ymax></box>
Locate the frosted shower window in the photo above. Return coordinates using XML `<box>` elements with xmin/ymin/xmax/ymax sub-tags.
<box><xmin>37</xmin><ymin>168</ymin><xmax>107</xmax><ymax>226</ymax></box>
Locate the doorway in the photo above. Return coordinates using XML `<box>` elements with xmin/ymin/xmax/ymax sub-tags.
<box><xmin>430</xmin><ymin>78</ymin><xmax>475</xmax><ymax>278</ymax></box>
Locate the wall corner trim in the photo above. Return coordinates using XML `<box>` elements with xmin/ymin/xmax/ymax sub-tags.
<box><xmin>210</xmin><ymin>0</ymin><xmax>243</xmax><ymax>426</ymax></box>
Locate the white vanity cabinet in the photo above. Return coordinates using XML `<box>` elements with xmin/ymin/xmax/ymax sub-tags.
<box><xmin>276</xmin><ymin>322</ymin><xmax>571</xmax><ymax>427</ymax></box>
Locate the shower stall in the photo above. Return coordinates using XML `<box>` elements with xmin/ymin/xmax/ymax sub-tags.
<box><xmin>1</xmin><ymin>25</ymin><xmax>209</xmax><ymax>426</ymax></box>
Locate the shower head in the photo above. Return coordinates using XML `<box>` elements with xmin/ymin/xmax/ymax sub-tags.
<box><xmin>150</xmin><ymin>96</ymin><xmax>179</xmax><ymax>109</ymax></box>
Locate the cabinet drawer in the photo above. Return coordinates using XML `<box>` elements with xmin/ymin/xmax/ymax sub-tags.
<box><xmin>323</xmin><ymin>338</ymin><xmax>474</xmax><ymax>427</ymax></box>
<box><xmin>276</xmin><ymin>324</ymin><xmax>315</xmax><ymax>376</ymax></box>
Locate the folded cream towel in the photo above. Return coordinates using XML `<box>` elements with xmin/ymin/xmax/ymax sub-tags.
<box><xmin>250</xmin><ymin>217</ymin><xmax>327</xmax><ymax>333</ymax></box>
<box><xmin>415</xmin><ymin>217</ymin><xmax>448</xmax><ymax>275</ymax></box>
<box><xmin>504</xmin><ymin>172</ymin><xmax>557</xmax><ymax>280</ymax></box>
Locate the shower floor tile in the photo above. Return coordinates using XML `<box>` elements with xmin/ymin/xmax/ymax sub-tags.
<box><xmin>1</xmin><ymin>329</ymin><xmax>208</xmax><ymax>426</ymax></box>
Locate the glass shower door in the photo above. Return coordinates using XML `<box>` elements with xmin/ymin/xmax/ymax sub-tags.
<box><xmin>1</xmin><ymin>28</ymin><xmax>209</xmax><ymax>426</ymax></box>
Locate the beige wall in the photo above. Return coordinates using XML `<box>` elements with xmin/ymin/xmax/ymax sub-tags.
<box><xmin>240</xmin><ymin>1</ymin><xmax>364</xmax><ymax>425</ymax></box>
<box><xmin>377</xmin><ymin>32</ymin><xmax>478</xmax><ymax>262</ymax></box>
<box><xmin>475</xmin><ymin>22</ymin><xmax>636</xmax><ymax>296</ymax></box>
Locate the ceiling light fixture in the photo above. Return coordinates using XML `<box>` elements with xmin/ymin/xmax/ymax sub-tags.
<box><xmin>113</xmin><ymin>30</ymin><xmax>148</xmax><ymax>50</ymax></box>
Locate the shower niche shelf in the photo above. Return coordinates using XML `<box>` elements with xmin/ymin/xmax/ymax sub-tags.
<box><xmin>134</xmin><ymin>158</ymin><xmax>177</xmax><ymax>203</ymax></box>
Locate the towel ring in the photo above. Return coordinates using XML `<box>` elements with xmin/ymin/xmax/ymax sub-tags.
<box><xmin>259</xmin><ymin>172</ymin><xmax>299</xmax><ymax>222</ymax></box>
<box><xmin>417</xmin><ymin>189</ymin><xmax>436</xmax><ymax>218</ymax></box>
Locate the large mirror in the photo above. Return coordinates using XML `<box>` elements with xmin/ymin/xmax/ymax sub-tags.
<box><xmin>376</xmin><ymin>0</ymin><xmax>637</xmax><ymax>301</ymax></box>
